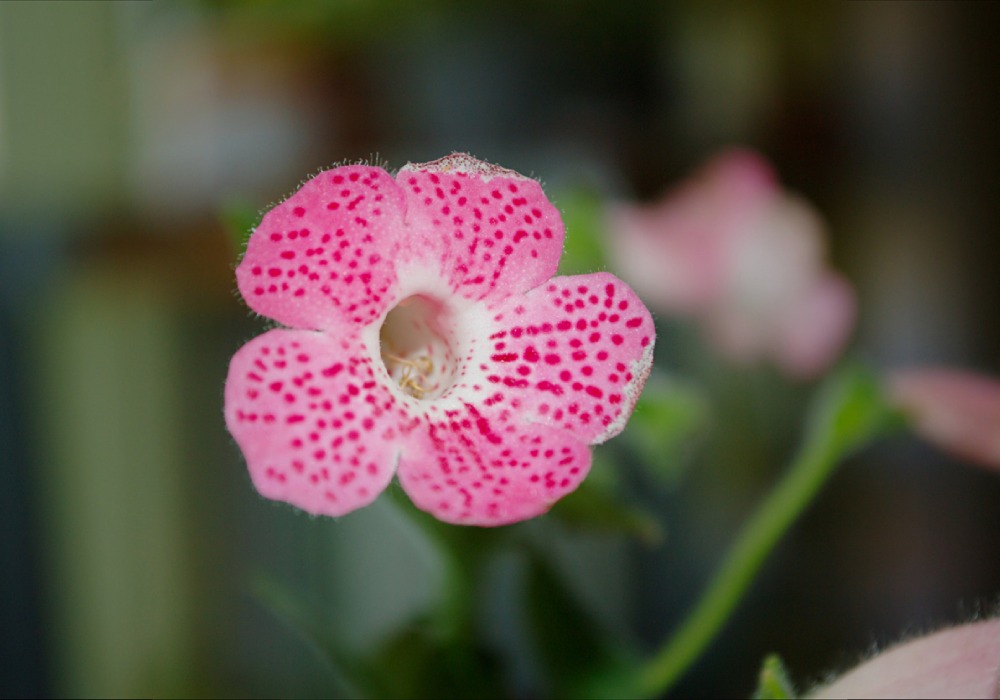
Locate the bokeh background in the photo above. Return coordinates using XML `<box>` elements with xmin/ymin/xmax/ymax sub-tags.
<box><xmin>2</xmin><ymin>1</ymin><xmax>1000</xmax><ymax>697</ymax></box>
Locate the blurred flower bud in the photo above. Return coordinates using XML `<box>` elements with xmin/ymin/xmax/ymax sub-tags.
<box><xmin>607</xmin><ymin>149</ymin><xmax>855</xmax><ymax>378</ymax></box>
<box><xmin>888</xmin><ymin>368</ymin><xmax>1000</xmax><ymax>469</ymax></box>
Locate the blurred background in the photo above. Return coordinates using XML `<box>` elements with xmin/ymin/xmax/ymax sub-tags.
<box><xmin>2</xmin><ymin>1</ymin><xmax>999</xmax><ymax>697</ymax></box>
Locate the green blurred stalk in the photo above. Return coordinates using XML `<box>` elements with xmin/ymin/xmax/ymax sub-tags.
<box><xmin>635</xmin><ymin>365</ymin><xmax>894</xmax><ymax>697</ymax></box>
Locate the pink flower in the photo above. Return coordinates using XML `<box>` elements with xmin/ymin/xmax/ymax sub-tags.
<box><xmin>224</xmin><ymin>154</ymin><xmax>655</xmax><ymax>526</ymax></box>
<box><xmin>607</xmin><ymin>149</ymin><xmax>855</xmax><ymax>378</ymax></box>
<box><xmin>813</xmin><ymin>618</ymin><xmax>1000</xmax><ymax>699</ymax></box>
<box><xmin>888</xmin><ymin>368</ymin><xmax>1000</xmax><ymax>469</ymax></box>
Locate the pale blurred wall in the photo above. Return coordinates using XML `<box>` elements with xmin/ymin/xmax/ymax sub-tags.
<box><xmin>0</xmin><ymin>2</ymin><xmax>441</xmax><ymax>696</ymax></box>
<box><xmin>0</xmin><ymin>3</ymin><xmax>132</xmax><ymax>694</ymax></box>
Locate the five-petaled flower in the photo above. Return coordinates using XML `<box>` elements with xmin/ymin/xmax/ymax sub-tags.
<box><xmin>224</xmin><ymin>154</ymin><xmax>655</xmax><ymax>526</ymax></box>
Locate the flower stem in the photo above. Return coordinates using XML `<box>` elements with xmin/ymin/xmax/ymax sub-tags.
<box><xmin>636</xmin><ymin>365</ymin><xmax>895</xmax><ymax>697</ymax></box>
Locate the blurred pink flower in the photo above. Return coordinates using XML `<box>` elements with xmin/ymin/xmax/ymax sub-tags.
<box><xmin>225</xmin><ymin>154</ymin><xmax>654</xmax><ymax>526</ymax></box>
<box><xmin>813</xmin><ymin>618</ymin><xmax>1000</xmax><ymax>699</ymax></box>
<box><xmin>607</xmin><ymin>149</ymin><xmax>855</xmax><ymax>378</ymax></box>
<box><xmin>888</xmin><ymin>368</ymin><xmax>1000</xmax><ymax>469</ymax></box>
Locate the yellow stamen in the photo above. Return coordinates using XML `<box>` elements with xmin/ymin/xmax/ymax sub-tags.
<box><xmin>382</xmin><ymin>351</ymin><xmax>436</xmax><ymax>398</ymax></box>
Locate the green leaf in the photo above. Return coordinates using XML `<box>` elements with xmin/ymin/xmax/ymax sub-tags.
<box><xmin>250</xmin><ymin>573</ymin><xmax>375</xmax><ymax>697</ymax></box>
<box><xmin>547</xmin><ymin>463</ymin><xmax>664</xmax><ymax>545</ymax></box>
<box><xmin>220</xmin><ymin>198</ymin><xmax>264</xmax><ymax>259</ymax></box>
<box><xmin>383</xmin><ymin>487</ymin><xmax>508</xmax><ymax>644</ymax></box>
<box><xmin>524</xmin><ymin>551</ymin><xmax>639</xmax><ymax>699</ymax></box>
<box><xmin>556</xmin><ymin>188</ymin><xmax>610</xmax><ymax>276</ymax></box>
<box><xmin>803</xmin><ymin>362</ymin><xmax>899</xmax><ymax>459</ymax></box>
<box><xmin>367</xmin><ymin>621</ymin><xmax>505</xmax><ymax>700</ymax></box>
<box><xmin>753</xmin><ymin>654</ymin><xmax>796</xmax><ymax>699</ymax></box>
<box><xmin>253</xmin><ymin>573</ymin><xmax>506</xmax><ymax>699</ymax></box>
<box><xmin>625</xmin><ymin>372</ymin><xmax>709</xmax><ymax>487</ymax></box>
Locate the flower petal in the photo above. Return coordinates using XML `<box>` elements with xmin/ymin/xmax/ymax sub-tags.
<box><xmin>888</xmin><ymin>368</ymin><xmax>1000</xmax><ymax>468</ymax></box>
<box><xmin>773</xmin><ymin>272</ymin><xmax>857</xmax><ymax>379</ymax></box>
<box><xmin>701</xmin><ymin>194</ymin><xmax>828</xmax><ymax>366</ymax></box>
<box><xmin>813</xmin><ymin>619</ymin><xmax>1000</xmax><ymax>699</ymax></box>
<box><xmin>607</xmin><ymin>200</ymin><xmax>728</xmax><ymax>313</ymax></box>
<box><xmin>606</xmin><ymin>148</ymin><xmax>779</xmax><ymax>314</ymax></box>
<box><xmin>477</xmin><ymin>273</ymin><xmax>655</xmax><ymax>445</ymax></box>
<box><xmin>224</xmin><ymin>328</ymin><xmax>405</xmax><ymax>517</ymax></box>
<box><xmin>396</xmin><ymin>153</ymin><xmax>564</xmax><ymax>304</ymax></box>
<box><xmin>236</xmin><ymin>165</ymin><xmax>405</xmax><ymax>331</ymax></box>
<box><xmin>397</xmin><ymin>407</ymin><xmax>592</xmax><ymax>526</ymax></box>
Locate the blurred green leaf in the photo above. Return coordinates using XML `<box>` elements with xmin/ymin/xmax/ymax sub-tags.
<box><xmin>220</xmin><ymin>198</ymin><xmax>264</xmax><ymax>260</ymax></box>
<box><xmin>250</xmin><ymin>573</ymin><xmax>375</xmax><ymax>698</ymax></box>
<box><xmin>626</xmin><ymin>372</ymin><xmax>709</xmax><ymax>487</ymax></box>
<box><xmin>384</xmin><ymin>486</ymin><xmax>508</xmax><ymax>644</ymax></box>
<box><xmin>368</xmin><ymin>621</ymin><xmax>505</xmax><ymax>700</ymax></box>
<box><xmin>204</xmin><ymin>0</ymin><xmax>435</xmax><ymax>47</ymax></box>
<box><xmin>753</xmin><ymin>654</ymin><xmax>796</xmax><ymax>699</ymax></box>
<box><xmin>524</xmin><ymin>551</ymin><xmax>640</xmax><ymax>699</ymax></box>
<box><xmin>547</xmin><ymin>465</ymin><xmax>664</xmax><ymax>545</ymax></box>
<box><xmin>556</xmin><ymin>188</ymin><xmax>610</xmax><ymax>276</ymax></box>
<box><xmin>803</xmin><ymin>362</ymin><xmax>900</xmax><ymax>459</ymax></box>
<box><xmin>254</xmin><ymin>572</ymin><xmax>506</xmax><ymax>699</ymax></box>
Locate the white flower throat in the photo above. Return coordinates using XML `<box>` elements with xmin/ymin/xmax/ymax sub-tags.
<box><xmin>379</xmin><ymin>294</ymin><xmax>459</xmax><ymax>401</ymax></box>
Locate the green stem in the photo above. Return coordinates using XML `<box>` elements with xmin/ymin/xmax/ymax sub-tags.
<box><xmin>636</xmin><ymin>365</ymin><xmax>894</xmax><ymax>697</ymax></box>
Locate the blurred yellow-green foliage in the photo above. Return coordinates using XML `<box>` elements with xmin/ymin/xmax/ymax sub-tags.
<box><xmin>2</xmin><ymin>1</ymin><xmax>999</xmax><ymax>697</ymax></box>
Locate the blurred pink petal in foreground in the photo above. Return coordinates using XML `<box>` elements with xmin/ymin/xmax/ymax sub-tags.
<box><xmin>607</xmin><ymin>149</ymin><xmax>855</xmax><ymax>378</ymax></box>
<box><xmin>888</xmin><ymin>368</ymin><xmax>1000</xmax><ymax>469</ymax></box>
<box><xmin>813</xmin><ymin>618</ymin><xmax>1000</xmax><ymax>699</ymax></box>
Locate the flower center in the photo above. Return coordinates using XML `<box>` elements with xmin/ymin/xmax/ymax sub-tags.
<box><xmin>379</xmin><ymin>295</ymin><xmax>458</xmax><ymax>401</ymax></box>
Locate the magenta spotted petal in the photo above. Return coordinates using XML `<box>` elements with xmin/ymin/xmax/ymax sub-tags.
<box><xmin>483</xmin><ymin>273</ymin><xmax>655</xmax><ymax>444</ymax></box>
<box><xmin>225</xmin><ymin>153</ymin><xmax>655</xmax><ymax>526</ymax></box>
<box><xmin>237</xmin><ymin>165</ymin><xmax>405</xmax><ymax>331</ymax></box>
<box><xmin>225</xmin><ymin>329</ymin><xmax>407</xmax><ymax>516</ymax></box>
<box><xmin>396</xmin><ymin>154</ymin><xmax>565</xmax><ymax>303</ymax></box>
<box><xmin>399</xmin><ymin>412</ymin><xmax>593</xmax><ymax>526</ymax></box>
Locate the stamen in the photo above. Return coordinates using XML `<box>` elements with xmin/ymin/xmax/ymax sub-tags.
<box><xmin>382</xmin><ymin>350</ymin><xmax>436</xmax><ymax>398</ymax></box>
<box><xmin>400</xmin><ymin>374</ymin><xmax>432</xmax><ymax>397</ymax></box>
<box><xmin>378</xmin><ymin>294</ymin><xmax>457</xmax><ymax>401</ymax></box>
